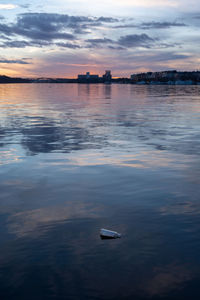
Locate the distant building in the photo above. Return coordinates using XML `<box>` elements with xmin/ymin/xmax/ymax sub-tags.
<box><xmin>77</xmin><ymin>72</ymin><xmax>99</xmax><ymax>82</ymax></box>
<box><xmin>77</xmin><ymin>70</ymin><xmax>113</xmax><ymax>83</ymax></box>
<box><xmin>102</xmin><ymin>70</ymin><xmax>112</xmax><ymax>82</ymax></box>
<box><xmin>130</xmin><ymin>70</ymin><xmax>180</xmax><ymax>84</ymax></box>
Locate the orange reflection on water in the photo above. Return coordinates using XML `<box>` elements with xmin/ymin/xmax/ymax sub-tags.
<box><xmin>61</xmin><ymin>150</ymin><xmax>184</xmax><ymax>170</ymax></box>
<box><xmin>0</xmin><ymin>149</ymin><xmax>22</xmax><ymax>165</ymax></box>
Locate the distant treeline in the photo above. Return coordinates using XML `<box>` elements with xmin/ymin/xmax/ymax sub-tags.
<box><xmin>0</xmin><ymin>75</ymin><xmax>31</xmax><ymax>83</ymax></box>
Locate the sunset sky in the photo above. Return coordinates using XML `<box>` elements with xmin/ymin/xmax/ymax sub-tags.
<box><xmin>1</xmin><ymin>0</ymin><xmax>200</xmax><ymax>77</ymax></box>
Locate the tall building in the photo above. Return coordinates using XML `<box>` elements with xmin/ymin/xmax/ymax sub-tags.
<box><xmin>103</xmin><ymin>70</ymin><xmax>112</xmax><ymax>82</ymax></box>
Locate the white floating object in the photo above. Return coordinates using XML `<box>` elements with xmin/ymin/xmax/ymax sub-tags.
<box><xmin>100</xmin><ymin>228</ymin><xmax>121</xmax><ymax>239</ymax></box>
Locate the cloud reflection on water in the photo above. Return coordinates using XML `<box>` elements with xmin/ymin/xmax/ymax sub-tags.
<box><xmin>0</xmin><ymin>84</ymin><xmax>200</xmax><ymax>160</ymax></box>
<box><xmin>7</xmin><ymin>201</ymin><xmax>104</xmax><ymax>238</ymax></box>
<box><xmin>0</xmin><ymin>84</ymin><xmax>200</xmax><ymax>299</ymax></box>
<box><xmin>141</xmin><ymin>263</ymin><xmax>194</xmax><ymax>297</ymax></box>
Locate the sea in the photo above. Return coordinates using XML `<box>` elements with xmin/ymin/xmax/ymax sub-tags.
<box><xmin>0</xmin><ymin>83</ymin><xmax>200</xmax><ymax>300</ymax></box>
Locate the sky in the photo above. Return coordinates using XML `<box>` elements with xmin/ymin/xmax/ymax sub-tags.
<box><xmin>0</xmin><ymin>0</ymin><xmax>200</xmax><ymax>77</ymax></box>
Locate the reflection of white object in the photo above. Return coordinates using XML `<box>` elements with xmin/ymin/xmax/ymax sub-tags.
<box><xmin>100</xmin><ymin>228</ymin><xmax>121</xmax><ymax>239</ymax></box>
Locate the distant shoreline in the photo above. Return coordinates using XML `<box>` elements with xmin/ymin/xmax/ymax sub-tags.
<box><xmin>1</xmin><ymin>81</ymin><xmax>200</xmax><ymax>85</ymax></box>
<box><xmin>1</xmin><ymin>82</ymin><xmax>200</xmax><ymax>85</ymax></box>
<box><xmin>1</xmin><ymin>70</ymin><xmax>200</xmax><ymax>85</ymax></box>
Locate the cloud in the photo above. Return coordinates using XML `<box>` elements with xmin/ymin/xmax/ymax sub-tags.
<box><xmin>0</xmin><ymin>40</ymin><xmax>51</xmax><ymax>48</ymax></box>
<box><xmin>113</xmin><ymin>23</ymin><xmax>137</xmax><ymax>29</ymax></box>
<box><xmin>19</xmin><ymin>4</ymin><xmax>30</xmax><ymax>9</ymax></box>
<box><xmin>0</xmin><ymin>23</ymin><xmax>13</xmax><ymax>35</ymax></box>
<box><xmin>0</xmin><ymin>12</ymin><xmax>183</xmax><ymax>55</ymax></box>
<box><xmin>108</xmin><ymin>45</ymin><xmax>125</xmax><ymax>50</ymax></box>
<box><xmin>56</xmin><ymin>42</ymin><xmax>81</xmax><ymax>49</ymax></box>
<box><xmin>86</xmin><ymin>38</ymin><xmax>113</xmax><ymax>43</ymax></box>
<box><xmin>86</xmin><ymin>34</ymin><xmax>160</xmax><ymax>49</ymax></box>
<box><xmin>0</xmin><ymin>12</ymin><xmax>184</xmax><ymax>53</ymax></box>
<box><xmin>0</xmin><ymin>13</ymin><xmax>121</xmax><ymax>49</ymax></box>
<box><xmin>109</xmin><ymin>0</ymin><xmax>179</xmax><ymax>7</ymax></box>
<box><xmin>86</xmin><ymin>38</ymin><xmax>114</xmax><ymax>48</ymax></box>
<box><xmin>0</xmin><ymin>39</ymin><xmax>82</xmax><ymax>49</ymax></box>
<box><xmin>97</xmin><ymin>17</ymin><xmax>119</xmax><ymax>23</ymax></box>
<box><xmin>0</xmin><ymin>14</ymin><xmax>76</xmax><ymax>44</ymax></box>
<box><xmin>118</xmin><ymin>34</ymin><xmax>156</xmax><ymax>48</ymax></box>
<box><xmin>193</xmin><ymin>14</ymin><xmax>200</xmax><ymax>19</ymax></box>
<box><xmin>0</xmin><ymin>59</ymin><xmax>30</xmax><ymax>64</ymax></box>
<box><xmin>0</xmin><ymin>34</ymin><xmax>10</xmax><ymax>40</ymax></box>
<box><xmin>14</xmin><ymin>14</ymin><xmax>76</xmax><ymax>41</ymax></box>
<box><xmin>113</xmin><ymin>21</ymin><xmax>187</xmax><ymax>30</ymax></box>
<box><xmin>15</xmin><ymin>13</ymin><xmax>119</xmax><ymax>35</ymax></box>
<box><xmin>140</xmin><ymin>21</ymin><xmax>187</xmax><ymax>29</ymax></box>
<box><xmin>120</xmin><ymin>51</ymin><xmax>190</xmax><ymax>64</ymax></box>
<box><xmin>0</xmin><ymin>4</ymin><xmax>17</xmax><ymax>10</ymax></box>
<box><xmin>146</xmin><ymin>52</ymin><xmax>190</xmax><ymax>62</ymax></box>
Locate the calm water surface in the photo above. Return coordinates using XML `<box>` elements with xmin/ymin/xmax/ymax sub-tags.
<box><xmin>0</xmin><ymin>84</ymin><xmax>200</xmax><ymax>299</ymax></box>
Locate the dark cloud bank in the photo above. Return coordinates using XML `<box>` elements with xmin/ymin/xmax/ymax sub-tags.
<box><xmin>0</xmin><ymin>59</ymin><xmax>30</xmax><ymax>64</ymax></box>
<box><xmin>114</xmin><ymin>21</ymin><xmax>187</xmax><ymax>29</ymax></box>
<box><xmin>0</xmin><ymin>12</ymin><xmax>178</xmax><ymax>50</ymax></box>
<box><xmin>0</xmin><ymin>13</ymin><xmax>119</xmax><ymax>49</ymax></box>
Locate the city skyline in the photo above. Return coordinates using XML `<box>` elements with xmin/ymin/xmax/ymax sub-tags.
<box><xmin>1</xmin><ymin>0</ymin><xmax>200</xmax><ymax>78</ymax></box>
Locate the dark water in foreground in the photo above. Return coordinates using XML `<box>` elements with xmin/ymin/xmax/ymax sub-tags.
<box><xmin>0</xmin><ymin>84</ymin><xmax>200</xmax><ymax>299</ymax></box>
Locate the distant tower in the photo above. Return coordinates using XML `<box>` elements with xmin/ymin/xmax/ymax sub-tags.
<box><xmin>103</xmin><ymin>70</ymin><xmax>112</xmax><ymax>82</ymax></box>
<box><xmin>86</xmin><ymin>72</ymin><xmax>90</xmax><ymax>79</ymax></box>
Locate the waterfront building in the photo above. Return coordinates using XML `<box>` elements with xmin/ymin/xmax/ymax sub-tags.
<box><xmin>77</xmin><ymin>72</ymin><xmax>99</xmax><ymax>82</ymax></box>
<box><xmin>102</xmin><ymin>70</ymin><xmax>112</xmax><ymax>82</ymax></box>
